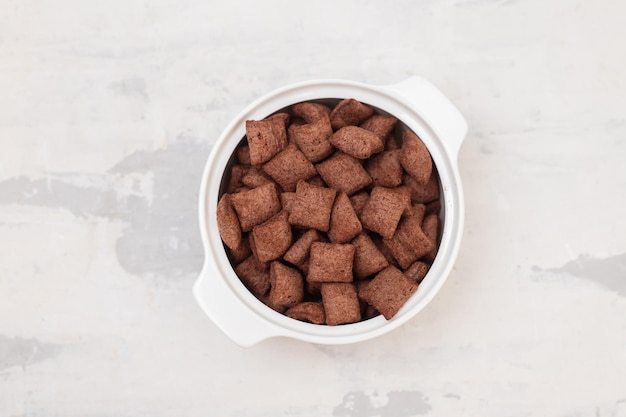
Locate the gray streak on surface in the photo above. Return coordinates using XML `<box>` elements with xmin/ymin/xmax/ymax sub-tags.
<box><xmin>0</xmin><ymin>335</ymin><xmax>60</xmax><ymax>372</ymax></box>
<box><xmin>334</xmin><ymin>390</ymin><xmax>431</xmax><ymax>417</ymax></box>
<box><xmin>534</xmin><ymin>253</ymin><xmax>626</xmax><ymax>297</ymax></box>
<box><xmin>0</xmin><ymin>138</ymin><xmax>209</xmax><ymax>279</ymax></box>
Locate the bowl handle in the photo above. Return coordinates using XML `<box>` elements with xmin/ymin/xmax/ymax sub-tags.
<box><xmin>384</xmin><ymin>77</ymin><xmax>468</xmax><ymax>158</ymax></box>
<box><xmin>193</xmin><ymin>262</ymin><xmax>282</xmax><ymax>347</ymax></box>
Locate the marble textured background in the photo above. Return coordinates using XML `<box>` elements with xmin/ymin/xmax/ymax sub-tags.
<box><xmin>1</xmin><ymin>0</ymin><xmax>625</xmax><ymax>415</ymax></box>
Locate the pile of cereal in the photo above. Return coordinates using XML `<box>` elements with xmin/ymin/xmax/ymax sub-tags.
<box><xmin>216</xmin><ymin>98</ymin><xmax>442</xmax><ymax>325</ymax></box>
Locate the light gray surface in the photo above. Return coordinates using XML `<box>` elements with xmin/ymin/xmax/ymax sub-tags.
<box><xmin>2</xmin><ymin>0</ymin><xmax>626</xmax><ymax>415</ymax></box>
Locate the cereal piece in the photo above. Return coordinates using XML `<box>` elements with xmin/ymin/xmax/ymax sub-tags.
<box><xmin>270</xmin><ymin>112</ymin><xmax>291</xmax><ymax>127</ymax></box>
<box><xmin>235</xmin><ymin>144</ymin><xmax>252</xmax><ymax>165</ymax></box>
<box><xmin>405</xmin><ymin>261</ymin><xmax>429</xmax><ymax>283</ymax></box>
<box><xmin>421</xmin><ymin>214</ymin><xmax>440</xmax><ymax>262</ymax></box>
<box><xmin>251</xmin><ymin>211</ymin><xmax>292</xmax><ymax>262</ymax></box>
<box><xmin>360</xmin><ymin>114</ymin><xmax>398</xmax><ymax>142</ymax></box>
<box><xmin>307</xmin><ymin>175</ymin><xmax>327</xmax><ymax>188</ymax></box>
<box><xmin>288</xmin><ymin>103</ymin><xmax>334</xmax><ymax>162</ymax></box>
<box><xmin>245</xmin><ymin>115</ymin><xmax>288</xmax><ymax>165</ymax></box>
<box><xmin>241</xmin><ymin>166</ymin><xmax>273</xmax><ymax>188</ymax></box>
<box><xmin>285</xmin><ymin>301</ymin><xmax>326</xmax><ymax>324</ymax></box>
<box><xmin>226</xmin><ymin>164</ymin><xmax>248</xmax><ymax>193</ymax></box>
<box><xmin>360</xmin><ymin>186</ymin><xmax>410</xmax><ymax>239</ymax></box>
<box><xmin>385</xmin><ymin>134</ymin><xmax>400</xmax><ymax>151</ymax></box>
<box><xmin>230</xmin><ymin>183</ymin><xmax>281</xmax><ymax>232</ymax></box>
<box><xmin>280</xmin><ymin>192</ymin><xmax>297</xmax><ymax>212</ymax></box>
<box><xmin>268</xmin><ymin>261</ymin><xmax>304</xmax><ymax>309</ymax></box>
<box><xmin>365</xmin><ymin>150</ymin><xmax>403</xmax><ymax>187</ymax></box>
<box><xmin>228</xmin><ymin>238</ymin><xmax>251</xmax><ymax>263</ymax></box>
<box><xmin>349</xmin><ymin>191</ymin><xmax>369</xmax><ymax>216</ymax></box>
<box><xmin>330</xmin><ymin>98</ymin><xmax>375</xmax><ymax>130</ymax></box>
<box><xmin>400</xmin><ymin>130</ymin><xmax>432</xmax><ymax>185</ymax></box>
<box><xmin>360</xmin><ymin>266</ymin><xmax>417</xmax><ymax>319</ymax></box>
<box><xmin>403</xmin><ymin>171</ymin><xmax>440</xmax><ymax>203</ymax></box>
<box><xmin>307</xmin><ymin>242</ymin><xmax>355</xmax><ymax>283</ymax></box>
<box><xmin>328</xmin><ymin>192</ymin><xmax>362</xmax><ymax>244</ymax></box>
<box><xmin>383</xmin><ymin>215</ymin><xmax>435</xmax><ymax>269</ymax></box>
<box><xmin>372</xmin><ymin>234</ymin><xmax>399</xmax><ymax>268</ymax></box>
<box><xmin>321</xmin><ymin>283</ymin><xmax>361</xmax><ymax>325</ymax></box>
<box><xmin>351</xmin><ymin>233</ymin><xmax>389</xmax><ymax>279</ymax></box>
<box><xmin>293</xmin><ymin>102</ymin><xmax>331</xmax><ymax>121</ymax></box>
<box><xmin>262</xmin><ymin>143</ymin><xmax>317</xmax><ymax>192</ymax></box>
<box><xmin>283</xmin><ymin>229</ymin><xmax>322</xmax><ymax>267</ymax></box>
<box><xmin>328</xmin><ymin>126</ymin><xmax>384</xmax><ymax>159</ymax></box>
<box><xmin>288</xmin><ymin>180</ymin><xmax>337</xmax><ymax>232</ymax></box>
<box><xmin>425</xmin><ymin>199</ymin><xmax>441</xmax><ymax>216</ymax></box>
<box><xmin>408</xmin><ymin>203</ymin><xmax>427</xmax><ymax>224</ymax></box>
<box><xmin>216</xmin><ymin>194</ymin><xmax>241</xmax><ymax>250</ymax></box>
<box><xmin>234</xmin><ymin>255</ymin><xmax>270</xmax><ymax>297</ymax></box>
<box><xmin>315</xmin><ymin>152</ymin><xmax>372</xmax><ymax>196</ymax></box>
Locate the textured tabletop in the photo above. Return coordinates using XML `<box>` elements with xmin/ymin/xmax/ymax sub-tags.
<box><xmin>1</xmin><ymin>0</ymin><xmax>625</xmax><ymax>416</ymax></box>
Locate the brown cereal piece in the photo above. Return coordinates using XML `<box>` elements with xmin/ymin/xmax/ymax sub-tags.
<box><xmin>403</xmin><ymin>171</ymin><xmax>440</xmax><ymax>204</ymax></box>
<box><xmin>351</xmin><ymin>233</ymin><xmax>389</xmax><ymax>279</ymax></box>
<box><xmin>268</xmin><ymin>261</ymin><xmax>304</xmax><ymax>309</ymax></box>
<box><xmin>262</xmin><ymin>143</ymin><xmax>317</xmax><ymax>192</ymax></box>
<box><xmin>235</xmin><ymin>144</ymin><xmax>252</xmax><ymax>165</ymax></box>
<box><xmin>321</xmin><ymin>283</ymin><xmax>361</xmax><ymax>325</ymax></box>
<box><xmin>425</xmin><ymin>199</ymin><xmax>441</xmax><ymax>216</ymax></box>
<box><xmin>228</xmin><ymin>238</ymin><xmax>251</xmax><ymax>263</ymax></box>
<box><xmin>409</xmin><ymin>203</ymin><xmax>427</xmax><ymax>224</ymax></box>
<box><xmin>383</xmin><ymin>215</ymin><xmax>435</xmax><ymax>269</ymax></box>
<box><xmin>400</xmin><ymin>130</ymin><xmax>432</xmax><ymax>185</ymax></box>
<box><xmin>288</xmin><ymin>181</ymin><xmax>337</xmax><ymax>232</ymax></box>
<box><xmin>405</xmin><ymin>261</ymin><xmax>430</xmax><ymax>283</ymax></box>
<box><xmin>315</xmin><ymin>152</ymin><xmax>372</xmax><ymax>196</ymax></box>
<box><xmin>230</xmin><ymin>183</ymin><xmax>281</xmax><ymax>232</ymax></box>
<box><xmin>372</xmin><ymin>234</ymin><xmax>399</xmax><ymax>268</ymax></box>
<box><xmin>234</xmin><ymin>255</ymin><xmax>270</xmax><ymax>297</ymax></box>
<box><xmin>360</xmin><ymin>186</ymin><xmax>410</xmax><ymax>239</ymax></box>
<box><xmin>280</xmin><ymin>192</ymin><xmax>297</xmax><ymax>212</ymax></box>
<box><xmin>293</xmin><ymin>102</ymin><xmax>331</xmax><ymax>122</ymax></box>
<box><xmin>226</xmin><ymin>164</ymin><xmax>248</xmax><ymax>193</ymax></box>
<box><xmin>251</xmin><ymin>211</ymin><xmax>292</xmax><ymax>262</ymax></box>
<box><xmin>307</xmin><ymin>175</ymin><xmax>327</xmax><ymax>188</ymax></box>
<box><xmin>216</xmin><ymin>194</ymin><xmax>241</xmax><ymax>250</ymax></box>
<box><xmin>360</xmin><ymin>266</ymin><xmax>417</xmax><ymax>319</ymax></box>
<box><xmin>241</xmin><ymin>166</ymin><xmax>273</xmax><ymax>188</ymax></box>
<box><xmin>270</xmin><ymin>112</ymin><xmax>291</xmax><ymax>127</ymax></box>
<box><xmin>285</xmin><ymin>301</ymin><xmax>325</xmax><ymax>324</ymax></box>
<box><xmin>328</xmin><ymin>192</ymin><xmax>362</xmax><ymax>244</ymax></box>
<box><xmin>328</xmin><ymin>126</ymin><xmax>384</xmax><ymax>159</ymax></box>
<box><xmin>307</xmin><ymin>242</ymin><xmax>355</xmax><ymax>283</ymax></box>
<box><xmin>349</xmin><ymin>191</ymin><xmax>369</xmax><ymax>216</ymax></box>
<box><xmin>421</xmin><ymin>214</ymin><xmax>440</xmax><ymax>262</ymax></box>
<box><xmin>288</xmin><ymin>103</ymin><xmax>334</xmax><ymax>163</ymax></box>
<box><xmin>360</xmin><ymin>114</ymin><xmax>398</xmax><ymax>142</ymax></box>
<box><xmin>245</xmin><ymin>115</ymin><xmax>288</xmax><ymax>165</ymax></box>
<box><xmin>365</xmin><ymin>150</ymin><xmax>403</xmax><ymax>188</ymax></box>
<box><xmin>330</xmin><ymin>98</ymin><xmax>375</xmax><ymax>130</ymax></box>
<box><xmin>283</xmin><ymin>229</ymin><xmax>322</xmax><ymax>267</ymax></box>
<box><xmin>385</xmin><ymin>135</ymin><xmax>400</xmax><ymax>151</ymax></box>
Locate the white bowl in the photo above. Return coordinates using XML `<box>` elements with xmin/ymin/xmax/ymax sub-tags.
<box><xmin>193</xmin><ymin>77</ymin><xmax>467</xmax><ymax>347</ymax></box>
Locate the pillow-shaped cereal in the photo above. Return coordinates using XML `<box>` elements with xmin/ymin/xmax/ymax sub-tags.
<box><xmin>246</xmin><ymin>114</ymin><xmax>289</xmax><ymax>165</ymax></box>
<box><xmin>288</xmin><ymin>181</ymin><xmax>337</xmax><ymax>232</ymax></box>
<box><xmin>351</xmin><ymin>233</ymin><xmax>389</xmax><ymax>279</ymax></box>
<box><xmin>359</xmin><ymin>186</ymin><xmax>410</xmax><ymax>239</ymax></box>
<box><xmin>268</xmin><ymin>261</ymin><xmax>304</xmax><ymax>309</ymax></box>
<box><xmin>400</xmin><ymin>130</ymin><xmax>432</xmax><ymax>185</ymax></box>
<box><xmin>285</xmin><ymin>301</ymin><xmax>325</xmax><ymax>325</ymax></box>
<box><xmin>360</xmin><ymin>114</ymin><xmax>398</xmax><ymax>142</ymax></box>
<box><xmin>329</xmin><ymin>126</ymin><xmax>384</xmax><ymax>159</ymax></box>
<box><xmin>405</xmin><ymin>261</ymin><xmax>429</xmax><ymax>283</ymax></box>
<box><xmin>263</xmin><ymin>143</ymin><xmax>317</xmax><ymax>192</ymax></box>
<box><xmin>329</xmin><ymin>98</ymin><xmax>375</xmax><ymax>130</ymax></box>
<box><xmin>216</xmin><ymin>194</ymin><xmax>241</xmax><ymax>250</ymax></box>
<box><xmin>315</xmin><ymin>152</ymin><xmax>372</xmax><ymax>196</ymax></box>
<box><xmin>360</xmin><ymin>266</ymin><xmax>417</xmax><ymax>320</ymax></box>
<box><xmin>307</xmin><ymin>242</ymin><xmax>355</xmax><ymax>283</ymax></box>
<box><xmin>365</xmin><ymin>150</ymin><xmax>403</xmax><ymax>188</ymax></box>
<box><xmin>251</xmin><ymin>211</ymin><xmax>292</xmax><ymax>262</ymax></box>
<box><xmin>283</xmin><ymin>229</ymin><xmax>322</xmax><ymax>268</ymax></box>
<box><xmin>403</xmin><ymin>171</ymin><xmax>440</xmax><ymax>203</ymax></box>
<box><xmin>328</xmin><ymin>192</ymin><xmax>362</xmax><ymax>244</ymax></box>
<box><xmin>321</xmin><ymin>283</ymin><xmax>361</xmax><ymax>325</ymax></box>
<box><xmin>235</xmin><ymin>255</ymin><xmax>270</xmax><ymax>298</ymax></box>
<box><xmin>230</xmin><ymin>183</ymin><xmax>281</xmax><ymax>232</ymax></box>
<box><xmin>382</xmin><ymin>215</ymin><xmax>435</xmax><ymax>269</ymax></box>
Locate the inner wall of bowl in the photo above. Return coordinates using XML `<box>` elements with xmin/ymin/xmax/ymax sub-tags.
<box><xmin>217</xmin><ymin>98</ymin><xmax>445</xmax><ymax>322</ymax></box>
